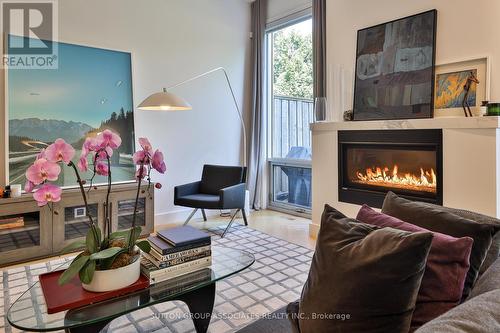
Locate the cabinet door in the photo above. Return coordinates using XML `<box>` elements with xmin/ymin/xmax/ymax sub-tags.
<box><xmin>111</xmin><ymin>186</ymin><xmax>154</xmax><ymax>237</ymax></box>
<box><xmin>0</xmin><ymin>201</ymin><xmax>52</xmax><ymax>266</ymax></box>
<box><xmin>52</xmin><ymin>191</ymin><xmax>106</xmax><ymax>253</ymax></box>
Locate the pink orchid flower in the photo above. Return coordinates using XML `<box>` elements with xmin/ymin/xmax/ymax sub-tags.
<box><xmin>78</xmin><ymin>156</ymin><xmax>89</xmax><ymax>172</ymax></box>
<box><xmin>136</xmin><ymin>165</ymin><xmax>148</xmax><ymax>179</ymax></box>
<box><xmin>26</xmin><ymin>158</ymin><xmax>61</xmax><ymax>185</ymax></box>
<box><xmin>24</xmin><ymin>180</ymin><xmax>35</xmax><ymax>193</ymax></box>
<box><xmin>133</xmin><ymin>150</ymin><xmax>150</xmax><ymax>165</ymax></box>
<box><xmin>82</xmin><ymin>137</ymin><xmax>98</xmax><ymax>157</ymax></box>
<box><xmin>96</xmin><ymin>129</ymin><xmax>121</xmax><ymax>149</ymax></box>
<box><xmin>95</xmin><ymin>161</ymin><xmax>109</xmax><ymax>176</ymax></box>
<box><xmin>45</xmin><ymin>139</ymin><xmax>76</xmax><ymax>164</ymax></box>
<box><xmin>152</xmin><ymin>150</ymin><xmax>166</xmax><ymax>174</ymax></box>
<box><xmin>96</xmin><ymin>146</ymin><xmax>113</xmax><ymax>161</ymax></box>
<box><xmin>33</xmin><ymin>183</ymin><xmax>62</xmax><ymax>206</ymax></box>
<box><xmin>138</xmin><ymin>138</ymin><xmax>153</xmax><ymax>153</ymax></box>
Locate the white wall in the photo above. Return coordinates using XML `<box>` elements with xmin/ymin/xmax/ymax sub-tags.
<box><xmin>326</xmin><ymin>0</ymin><xmax>500</xmax><ymax>120</ymax></box>
<box><xmin>0</xmin><ymin>0</ymin><xmax>252</xmax><ymax>223</ymax></box>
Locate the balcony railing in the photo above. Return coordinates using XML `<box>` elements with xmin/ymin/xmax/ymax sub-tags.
<box><xmin>272</xmin><ymin>95</ymin><xmax>314</xmax><ymax>158</ymax></box>
<box><xmin>270</xmin><ymin>95</ymin><xmax>313</xmax><ymax>212</ymax></box>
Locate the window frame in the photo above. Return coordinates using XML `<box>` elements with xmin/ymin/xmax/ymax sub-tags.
<box><xmin>265</xmin><ymin>15</ymin><xmax>313</xmax><ymax>216</ymax></box>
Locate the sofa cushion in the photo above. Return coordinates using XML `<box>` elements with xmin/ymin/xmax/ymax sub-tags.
<box><xmin>356</xmin><ymin>205</ymin><xmax>473</xmax><ymax>329</ymax></box>
<box><xmin>415</xmin><ymin>290</ymin><xmax>500</xmax><ymax>333</ymax></box>
<box><xmin>381</xmin><ymin>192</ymin><xmax>500</xmax><ymax>300</ymax></box>
<box><xmin>416</xmin><ymin>202</ymin><xmax>500</xmax><ymax>275</ymax></box>
<box><xmin>298</xmin><ymin>205</ymin><xmax>433</xmax><ymax>333</ymax></box>
<box><xmin>468</xmin><ymin>257</ymin><xmax>500</xmax><ymax>300</ymax></box>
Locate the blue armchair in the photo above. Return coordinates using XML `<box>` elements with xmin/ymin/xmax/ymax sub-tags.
<box><xmin>174</xmin><ymin>165</ymin><xmax>248</xmax><ymax>237</ymax></box>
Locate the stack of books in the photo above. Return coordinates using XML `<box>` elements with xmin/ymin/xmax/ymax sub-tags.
<box><xmin>140</xmin><ymin>226</ymin><xmax>212</xmax><ymax>284</ymax></box>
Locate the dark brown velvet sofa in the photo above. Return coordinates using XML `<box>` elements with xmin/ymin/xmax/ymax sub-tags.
<box><xmin>237</xmin><ymin>204</ymin><xmax>500</xmax><ymax>333</ymax></box>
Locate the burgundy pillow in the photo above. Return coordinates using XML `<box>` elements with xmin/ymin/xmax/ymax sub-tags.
<box><xmin>357</xmin><ymin>205</ymin><xmax>473</xmax><ymax>330</ymax></box>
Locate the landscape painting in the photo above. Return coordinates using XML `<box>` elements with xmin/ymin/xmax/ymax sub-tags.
<box><xmin>435</xmin><ymin>69</ymin><xmax>477</xmax><ymax>109</ymax></box>
<box><xmin>353</xmin><ymin>10</ymin><xmax>437</xmax><ymax>120</ymax></box>
<box><xmin>7</xmin><ymin>36</ymin><xmax>135</xmax><ymax>187</ymax></box>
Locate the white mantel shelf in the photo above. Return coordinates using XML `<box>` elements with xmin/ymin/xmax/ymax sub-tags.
<box><xmin>311</xmin><ymin>116</ymin><xmax>500</xmax><ymax>132</ymax></box>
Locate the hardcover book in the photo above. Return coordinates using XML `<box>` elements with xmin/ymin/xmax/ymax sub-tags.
<box><xmin>149</xmin><ymin>268</ymin><xmax>212</xmax><ymax>299</ymax></box>
<box><xmin>143</xmin><ymin>250</ymin><xmax>211</xmax><ymax>268</ymax></box>
<box><xmin>157</xmin><ymin>226</ymin><xmax>211</xmax><ymax>247</ymax></box>
<box><xmin>149</xmin><ymin>245</ymin><xmax>211</xmax><ymax>262</ymax></box>
<box><xmin>147</xmin><ymin>235</ymin><xmax>210</xmax><ymax>255</ymax></box>
<box><xmin>140</xmin><ymin>256</ymin><xmax>212</xmax><ymax>283</ymax></box>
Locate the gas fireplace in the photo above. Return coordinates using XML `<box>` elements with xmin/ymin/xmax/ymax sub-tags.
<box><xmin>339</xmin><ymin>130</ymin><xmax>442</xmax><ymax>208</ymax></box>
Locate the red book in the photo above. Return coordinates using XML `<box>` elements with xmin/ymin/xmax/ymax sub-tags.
<box><xmin>39</xmin><ymin>270</ymin><xmax>150</xmax><ymax>314</ymax></box>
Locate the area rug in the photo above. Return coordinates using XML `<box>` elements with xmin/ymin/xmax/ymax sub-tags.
<box><xmin>1</xmin><ymin>225</ymin><xmax>313</xmax><ymax>333</ymax></box>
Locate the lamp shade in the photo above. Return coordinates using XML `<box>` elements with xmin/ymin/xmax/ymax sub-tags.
<box><xmin>137</xmin><ymin>89</ymin><xmax>192</xmax><ymax>111</ymax></box>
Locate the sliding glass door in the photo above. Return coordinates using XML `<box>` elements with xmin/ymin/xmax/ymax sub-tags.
<box><xmin>267</xmin><ymin>18</ymin><xmax>313</xmax><ymax>214</ymax></box>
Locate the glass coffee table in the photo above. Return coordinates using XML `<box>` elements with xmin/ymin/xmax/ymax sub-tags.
<box><xmin>8</xmin><ymin>247</ymin><xmax>254</xmax><ymax>333</ymax></box>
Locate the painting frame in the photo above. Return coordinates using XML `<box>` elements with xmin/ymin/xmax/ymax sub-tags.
<box><xmin>352</xmin><ymin>9</ymin><xmax>437</xmax><ymax>121</ymax></box>
<box><xmin>4</xmin><ymin>34</ymin><xmax>138</xmax><ymax>188</ymax></box>
<box><xmin>434</xmin><ymin>56</ymin><xmax>490</xmax><ymax>117</ymax></box>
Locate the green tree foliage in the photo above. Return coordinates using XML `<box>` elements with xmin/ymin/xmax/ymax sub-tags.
<box><xmin>273</xmin><ymin>29</ymin><xmax>313</xmax><ymax>99</ymax></box>
<box><xmin>73</xmin><ymin>108</ymin><xmax>135</xmax><ymax>163</ymax></box>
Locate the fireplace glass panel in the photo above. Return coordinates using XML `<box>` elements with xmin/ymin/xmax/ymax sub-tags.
<box><xmin>345</xmin><ymin>145</ymin><xmax>437</xmax><ymax>198</ymax></box>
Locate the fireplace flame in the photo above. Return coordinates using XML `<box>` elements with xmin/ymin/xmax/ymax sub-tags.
<box><xmin>355</xmin><ymin>165</ymin><xmax>437</xmax><ymax>193</ymax></box>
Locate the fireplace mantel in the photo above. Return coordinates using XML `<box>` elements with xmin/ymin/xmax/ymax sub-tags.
<box><xmin>311</xmin><ymin>116</ymin><xmax>500</xmax><ymax>132</ymax></box>
<box><xmin>310</xmin><ymin>116</ymin><xmax>500</xmax><ymax>237</ymax></box>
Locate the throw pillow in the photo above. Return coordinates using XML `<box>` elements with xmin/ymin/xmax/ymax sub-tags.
<box><xmin>415</xmin><ymin>202</ymin><xmax>500</xmax><ymax>276</ymax></box>
<box><xmin>298</xmin><ymin>205</ymin><xmax>433</xmax><ymax>333</ymax></box>
<box><xmin>357</xmin><ymin>205</ymin><xmax>473</xmax><ymax>330</ymax></box>
<box><xmin>381</xmin><ymin>191</ymin><xmax>500</xmax><ymax>301</ymax></box>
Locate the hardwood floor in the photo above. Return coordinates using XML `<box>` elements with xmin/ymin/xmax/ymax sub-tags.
<box><xmin>156</xmin><ymin>209</ymin><xmax>316</xmax><ymax>250</ymax></box>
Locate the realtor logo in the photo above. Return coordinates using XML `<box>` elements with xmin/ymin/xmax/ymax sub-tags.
<box><xmin>1</xmin><ymin>0</ymin><xmax>58</xmax><ymax>69</ymax></box>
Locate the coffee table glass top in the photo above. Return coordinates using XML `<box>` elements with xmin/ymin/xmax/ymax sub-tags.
<box><xmin>7</xmin><ymin>246</ymin><xmax>254</xmax><ymax>332</ymax></box>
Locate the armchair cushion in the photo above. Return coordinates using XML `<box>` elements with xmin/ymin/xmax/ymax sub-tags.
<box><xmin>174</xmin><ymin>194</ymin><xmax>221</xmax><ymax>209</ymax></box>
<box><xmin>200</xmin><ymin>165</ymin><xmax>246</xmax><ymax>195</ymax></box>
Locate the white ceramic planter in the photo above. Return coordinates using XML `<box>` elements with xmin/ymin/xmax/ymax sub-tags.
<box><xmin>82</xmin><ymin>250</ymin><xmax>141</xmax><ymax>292</ymax></box>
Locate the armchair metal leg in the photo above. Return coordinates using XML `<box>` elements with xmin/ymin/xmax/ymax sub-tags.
<box><xmin>184</xmin><ymin>208</ymin><xmax>199</xmax><ymax>226</ymax></box>
<box><xmin>201</xmin><ymin>209</ymin><xmax>207</xmax><ymax>221</ymax></box>
<box><xmin>241</xmin><ymin>209</ymin><xmax>248</xmax><ymax>226</ymax></box>
<box><xmin>221</xmin><ymin>209</ymin><xmax>240</xmax><ymax>238</ymax></box>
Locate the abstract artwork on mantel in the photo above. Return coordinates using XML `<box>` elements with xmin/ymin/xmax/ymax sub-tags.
<box><xmin>6</xmin><ymin>36</ymin><xmax>136</xmax><ymax>187</ymax></box>
<box><xmin>353</xmin><ymin>10</ymin><xmax>437</xmax><ymax>121</ymax></box>
<box><xmin>434</xmin><ymin>57</ymin><xmax>489</xmax><ymax>117</ymax></box>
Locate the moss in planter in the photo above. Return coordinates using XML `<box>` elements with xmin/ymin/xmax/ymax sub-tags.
<box><xmin>110</xmin><ymin>252</ymin><xmax>133</xmax><ymax>269</ymax></box>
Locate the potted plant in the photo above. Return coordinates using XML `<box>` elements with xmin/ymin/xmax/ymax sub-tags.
<box><xmin>24</xmin><ymin>131</ymin><xmax>166</xmax><ymax>292</ymax></box>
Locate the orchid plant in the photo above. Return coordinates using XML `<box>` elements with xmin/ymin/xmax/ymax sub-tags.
<box><xmin>25</xmin><ymin>130</ymin><xmax>166</xmax><ymax>285</ymax></box>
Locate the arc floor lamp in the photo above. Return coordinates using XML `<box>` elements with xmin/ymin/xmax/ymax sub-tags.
<box><xmin>137</xmin><ymin>67</ymin><xmax>247</xmax><ymax>167</ymax></box>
